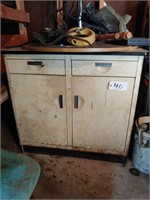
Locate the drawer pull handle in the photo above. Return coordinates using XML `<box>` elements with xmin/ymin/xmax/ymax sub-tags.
<box><xmin>74</xmin><ymin>95</ymin><xmax>78</xmax><ymax>109</ymax></box>
<box><xmin>27</xmin><ymin>61</ymin><xmax>45</xmax><ymax>67</ymax></box>
<box><xmin>59</xmin><ymin>95</ymin><xmax>63</xmax><ymax>109</ymax></box>
<box><xmin>95</xmin><ymin>63</ymin><xmax>112</xmax><ymax>67</ymax></box>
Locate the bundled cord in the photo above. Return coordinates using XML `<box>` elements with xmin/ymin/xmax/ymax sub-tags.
<box><xmin>33</xmin><ymin>27</ymin><xmax>92</xmax><ymax>46</ymax></box>
<box><xmin>32</xmin><ymin>1</ymin><xmax>81</xmax><ymax>46</ymax></box>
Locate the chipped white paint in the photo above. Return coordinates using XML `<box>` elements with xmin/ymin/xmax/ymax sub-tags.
<box><xmin>9</xmin><ymin>74</ymin><xmax>67</xmax><ymax>146</ymax></box>
<box><xmin>7</xmin><ymin>59</ymin><xmax>65</xmax><ymax>75</ymax></box>
<box><xmin>72</xmin><ymin>60</ymin><xmax>138</xmax><ymax>77</ymax></box>
<box><xmin>72</xmin><ymin>77</ymin><xmax>134</xmax><ymax>154</ymax></box>
<box><xmin>4</xmin><ymin>54</ymin><xmax>144</xmax><ymax>156</ymax></box>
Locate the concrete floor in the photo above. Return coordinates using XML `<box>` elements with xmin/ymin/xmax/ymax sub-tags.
<box><xmin>1</xmin><ymin>119</ymin><xmax>150</xmax><ymax>199</ymax></box>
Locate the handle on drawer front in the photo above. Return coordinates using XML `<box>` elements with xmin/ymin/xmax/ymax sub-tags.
<box><xmin>95</xmin><ymin>63</ymin><xmax>112</xmax><ymax>67</ymax></box>
<box><xmin>74</xmin><ymin>95</ymin><xmax>78</xmax><ymax>109</ymax></box>
<box><xmin>59</xmin><ymin>95</ymin><xmax>63</xmax><ymax>109</ymax></box>
<box><xmin>27</xmin><ymin>61</ymin><xmax>45</xmax><ymax>67</ymax></box>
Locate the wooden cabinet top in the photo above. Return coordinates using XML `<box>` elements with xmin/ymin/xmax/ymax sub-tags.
<box><xmin>2</xmin><ymin>43</ymin><xmax>148</xmax><ymax>56</ymax></box>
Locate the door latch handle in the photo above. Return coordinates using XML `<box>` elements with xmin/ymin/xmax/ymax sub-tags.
<box><xmin>59</xmin><ymin>95</ymin><xmax>63</xmax><ymax>109</ymax></box>
<box><xmin>74</xmin><ymin>95</ymin><xmax>78</xmax><ymax>109</ymax></box>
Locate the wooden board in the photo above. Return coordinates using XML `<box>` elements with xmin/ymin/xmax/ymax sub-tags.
<box><xmin>1</xmin><ymin>35</ymin><xmax>28</xmax><ymax>48</ymax></box>
<box><xmin>1</xmin><ymin>0</ymin><xmax>30</xmax><ymax>48</ymax></box>
<box><xmin>1</xmin><ymin>83</ymin><xmax>9</xmax><ymax>104</ymax></box>
<box><xmin>22</xmin><ymin>43</ymin><xmax>147</xmax><ymax>53</ymax></box>
<box><xmin>99</xmin><ymin>0</ymin><xmax>104</xmax><ymax>9</ymax></box>
<box><xmin>1</xmin><ymin>3</ymin><xmax>30</xmax><ymax>23</ymax></box>
<box><xmin>57</xmin><ymin>0</ymin><xmax>63</xmax><ymax>27</ymax></box>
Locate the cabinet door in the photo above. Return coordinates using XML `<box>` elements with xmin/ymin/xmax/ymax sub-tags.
<box><xmin>10</xmin><ymin>74</ymin><xmax>67</xmax><ymax>146</ymax></box>
<box><xmin>72</xmin><ymin>77</ymin><xmax>134</xmax><ymax>154</ymax></box>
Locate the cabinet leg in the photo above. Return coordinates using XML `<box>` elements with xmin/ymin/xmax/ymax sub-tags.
<box><xmin>122</xmin><ymin>156</ymin><xmax>127</xmax><ymax>166</ymax></box>
<box><xmin>21</xmin><ymin>145</ymin><xmax>24</xmax><ymax>153</ymax></box>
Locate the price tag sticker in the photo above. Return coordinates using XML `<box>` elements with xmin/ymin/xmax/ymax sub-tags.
<box><xmin>108</xmin><ymin>81</ymin><xmax>128</xmax><ymax>91</ymax></box>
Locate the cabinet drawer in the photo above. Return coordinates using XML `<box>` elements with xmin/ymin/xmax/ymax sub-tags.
<box><xmin>6</xmin><ymin>59</ymin><xmax>65</xmax><ymax>75</ymax></box>
<box><xmin>72</xmin><ymin>60</ymin><xmax>138</xmax><ymax>77</ymax></box>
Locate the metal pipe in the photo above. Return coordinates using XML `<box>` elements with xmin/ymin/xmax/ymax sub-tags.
<box><xmin>78</xmin><ymin>0</ymin><xmax>82</xmax><ymax>28</ymax></box>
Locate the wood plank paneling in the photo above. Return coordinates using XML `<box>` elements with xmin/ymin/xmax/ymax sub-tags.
<box><xmin>24</xmin><ymin>1</ymin><xmax>56</xmax><ymax>40</ymax></box>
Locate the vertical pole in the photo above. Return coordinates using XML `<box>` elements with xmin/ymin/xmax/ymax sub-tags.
<box><xmin>16</xmin><ymin>0</ymin><xmax>28</xmax><ymax>38</ymax></box>
<box><xmin>78</xmin><ymin>0</ymin><xmax>82</xmax><ymax>28</ymax></box>
<box><xmin>16</xmin><ymin>0</ymin><xmax>25</xmax><ymax>10</ymax></box>
<box><xmin>99</xmin><ymin>0</ymin><xmax>104</xmax><ymax>10</ymax></box>
<box><xmin>57</xmin><ymin>0</ymin><xmax>63</xmax><ymax>28</ymax></box>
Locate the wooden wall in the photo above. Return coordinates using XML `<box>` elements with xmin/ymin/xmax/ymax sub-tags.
<box><xmin>24</xmin><ymin>1</ymin><xmax>56</xmax><ymax>40</ymax></box>
<box><xmin>24</xmin><ymin>0</ymin><xmax>145</xmax><ymax>40</ymax></box>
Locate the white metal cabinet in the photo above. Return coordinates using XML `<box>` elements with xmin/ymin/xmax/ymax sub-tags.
<box><xmin>4</xmin><ymin>54</ymin><xmax>144</xmax><ymax>156</ymax></box>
